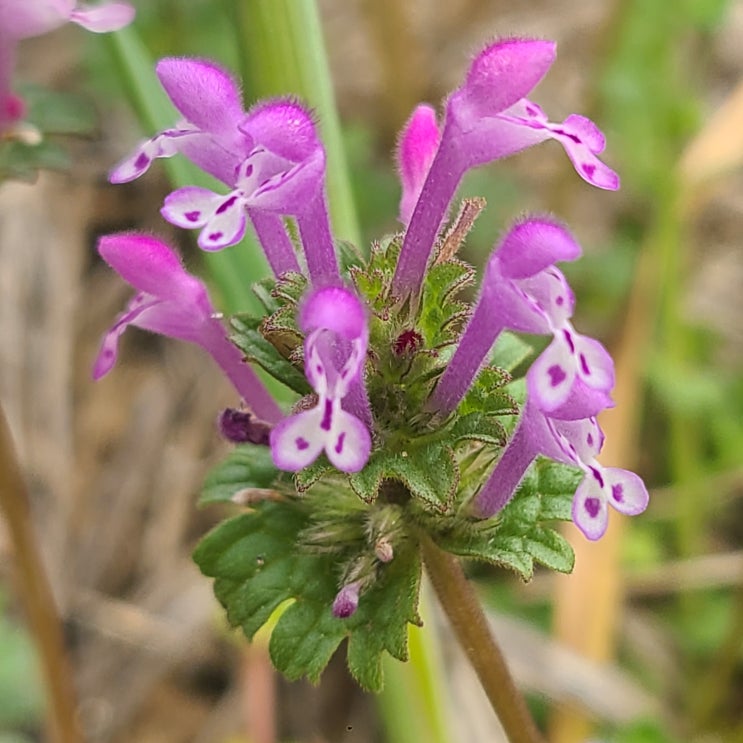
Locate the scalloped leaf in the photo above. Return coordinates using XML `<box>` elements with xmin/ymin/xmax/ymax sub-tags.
<box><xmin>458</xmin><ymin>367</ymin><xmax>517</xmax><ymax>418</ymax></box>
<box><xmin>199</xmin><ymin>444</ymin><xmax>281</xmax><ymax>506</ymax></box>
<box><xmin>434</xmin><ymin>459</ymin><xmax>577</xmax><ymax>580</ymax></box>
<box><xmin>349</xmin><ymin>441</ymin><xmax>458</xmax><ymax>512</ymax></box>
<box><xmin>193</xmin><ymin>500</ymin><xmax>422</xmax><ymax>691</ymax></box>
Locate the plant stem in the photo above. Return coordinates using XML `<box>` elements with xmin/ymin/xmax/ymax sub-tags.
<box><xmin>0</xmin><ymin>405</ymin><xmax>81</xmax><ymax>743</ymax></box>
<box><xmin>419</xmin><ymin>532</ymin><xmax>545</xmax><ymax>743</ymax></box>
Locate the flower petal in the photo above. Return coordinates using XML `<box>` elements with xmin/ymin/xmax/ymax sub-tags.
<box><xmin>396</xmin><ymin>104</ymin><xmax>441</xmax><ymax>225</ymax></box>
<box><xmin>495</xmin><ymin>217</ymin><xmax>582</xmax><ymax>278</ymax></box>
<box><xmin>572</xmin><ymin>476</ymin><xmax>609</xmax><ymax>541</ymax></box>
<box><xmin>326</xmin><ymin>409</ymin><xmax>372</xmax><ymax>473</ymax></box>
<box><xmin>240</xmin><ymin>99</ymin><xmax>319</xmax><ymax>162</ymax></box>
<box><xmin>92</xmin><ymin>292</ymin><xmax>158</xmax><ymax>379</ymax></box>
<box><xmin>300</xmin><ymin>286</ymin><xmax>367</xmax><ymax>342</ymax></box>
<box><xmin>270</xmin><ymin>407</ymin><xmax>325</xmax><ymax>471</ymax></box>
<box><xmin>97</xmin><ymin>233</ymin><xmax>209</xmax><ymax>305</ymax></box>
<box><xmin>160</xmin><ymin>186</ymin><xmax>222</xmax><ymax>229</ymax></box>
<box><xmin>517</xmin><ymin>267</ymin><xmax>575</xmax><ymax>327</ymax></box>
<box><xmin>0</xmin><ymin>3</ymin><xmax>67</xmax><ymax>38</ymax></box>
<box><xmin>249</xmin><ymin>148</ymin><xmax>326</xmax><ymax>213</ymax></box>
<box><xmin>69</xmin><ymin>2</ymin><xmax>135</xmax><ymax>32</ymax></box>
<box><xmin>156</xmin><ymin>57</ymin><xmax>245</xmax><ymax>136</ymax></box>
<box><xmin>109</xmin><ymin>128</ymin><xmax>198</xmax><ymax>183</ymax></box>
<box><xmin>457</xmin><ymin>38</ymin><xmax>556</xmax><ymax>117</ymax></box>
<box><xmin>196</xmin><ymin>195</ymin><xmax>248</xmax><ymax>251</ymax></box>
<box><xmin>527</xmin><ymin>333</ymin><xmax>576</xmax><ymax>412</ymax></box>
<box><xmin>574</xmin><ymin>332</ymin><xmax>615</xmax><ymax>391</ymax></box>
<box><xmin>603</xmin><ymin>467</ymin><xmax>649</xmax><ymax>516</ymax></box>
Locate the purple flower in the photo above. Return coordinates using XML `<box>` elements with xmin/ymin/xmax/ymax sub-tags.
<box><xmin>472</xmin><ymin>328</ymin><xmax>616</xmax><ymax>519</ymax></box>
<box><xmin>332</xmin><ymin>580</ymin><xmax>362</xmax><ymax>619</ymax></box>
<box><xmin>428</xmin><ymin>216</ymin><xmax>581</xmax><ymax>415</ymax></box>
<box><xmin>109</xmin><ymin>58</ymin><xmax>250</xmax><ymax>186</ymax></box>
<box><xmin>392</xmin><ymin>38</ymin><xmax>619</xmax><ymax>297</ymax></box>
<box><xmin>396</xmin><ymin>104</ymin><xmax>441</xmax><ymax>226</ymax></box>
<box><xmin>111</xmin><ymin>59</ymin><xmax>337</xmax><ymax>283</ymax></box>
<box><xmin>549</xmin><ymin>417</ymin><xmax>649</xmax><ymax>540</ymax></box>
<box><xmin>527</xmin><ymin>321</ymin><xmax>615</xmax><ymax>419</ymax></box>
<box><xmin>270</xmin><ymin>286</ymin><xmax>372</xmax><ymax>473</ymax></box>
<box><xmin>0</xmin><ymin>1</ymin><xmax>134</xmax><ymax>131</ymax></box>
<box><xmin>93</xmin><ymin>233</ymin><xmax>281</xmax><ymax>424</ymax></box>
<box><xmin>472</xmin><ymin>401</ymin><xmax>648</xmax><ymax>540</ymax></box>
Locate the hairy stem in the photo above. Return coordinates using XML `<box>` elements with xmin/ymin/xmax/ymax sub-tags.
<box><xmin>0</xmin><ymin>405</ymin><xmax>81</xmax><ymax>743</ymax></box>
<box><xmin>419</xmin><ymin>533</ymin><xmax>545</xmax><ymax>743</ymax></box>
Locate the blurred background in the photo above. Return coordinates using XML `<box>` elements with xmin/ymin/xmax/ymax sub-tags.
<box><xmin>1</xmin><ymin>0</ymin><xmax>742</xmax><ymax>741</ymax></box>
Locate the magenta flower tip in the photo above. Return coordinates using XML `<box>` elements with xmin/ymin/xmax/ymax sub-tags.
<box><xmin>396</xmin><ymin>104</ymin><xmax>441</xmax><ymax>225</ymax></box>
<box><xmin>241</xmin><ymin>98</ymin><xmax>320</xmax><ymax>163</ymax></box>
<box><xmin>494</xmin><ymin>216</ymin><xmax>581</xmax><ymax>279</ymax></box>
<box><xmin>332</xmin><ymin>581</ymin><xmax>361</xmax><ymax>619</ymax></box>
<box><xmin>299</xmin><ymin>286</ymin><xmax>367</xmax><ymax>342</ymax></box>
<box><xmin>156</xmin><ymin>57</ymin><xmax>245</xmax><ymax>135</ymax></box>
<box><xmin>460</xmin><ymin>37</ymin><xmax>557</xmax><ymax>116</ymax></box>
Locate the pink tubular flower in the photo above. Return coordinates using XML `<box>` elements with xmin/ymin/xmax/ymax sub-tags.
<box><xmin>396</xmin><ymin>104</ymin><xmax>441</xmax><ymax>226</ymax></box>
<box><xmin>472</xmin><ymin>401</ymin><xmax>647</xmax><ymax>540</ymax></box>
<box><xmin>270</xmin><ymin>287</ymin><xmax>372</xmax><ymax>473</ymax></box>
<box><xmin>93</xmin><ymin>233</ymin><xmax>281</xmax><ymax>424</ymax></box>
<box><xmin>392</xmin><ymin>37</ymin><xmax>619</xmax><ymax>297</ymax></box>
<box><xmin>427</xmin><ymin>216</ymin><xmax>580</xmax><ymax>415</ymax></box>
<box><xmin>110</xmin><ymin>59</ymin><xmax>338</xmax><ymax>283</ymax></box>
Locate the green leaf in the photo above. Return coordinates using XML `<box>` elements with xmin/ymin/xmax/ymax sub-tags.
<box><xmin>418</xmin><ymin>258</ymin><xmax>474</xmax><ymax>348</ymax></box>
<box><xmin>458</xmin><ymin>367</ymin><xmax>516</xmax><ymax>418</ymax></box>
<box><xmin>346</xmin><ymin>543</ymin><xmax>422</xmax><ymax>689</ymax></box>
<box><xmin>433</xmin><ymin>458</ymin><xmax>577</xmax><ymax>580</ymax></box>
<box><xmin>0</xmin><ymin>594</ymin><xmax>44</xmax><ymax>728</ymax></box>
<box><xmin>0</xmin><ymin>139</ymin><xmax>70</xmax><ymax>181</ymax></box>
<box><xmin>194</xmin><ymin>499</ymin><xmax>423</xmax><ymax>691</ymax></box>
<box><xmin>349</xmin><ymin>441</ymin><xmax>459</xmax><ymax>512</ymax></box>
<box><xmin>449</xmin><ymin>412</ymin><xmax>506</xmax><ymax>447</ymax></box>
<box><xmin>294</xmin><ymin>457</ymin><xmax>335</xmax><ymax>493</ymax></box>
<box><xmin>523</xmin><ymin>527</ymin><xmax>574</xmax><ymax>573</ymax></box>
<box><xmin>490</xmin><ymin>332</ymin><xmax>534</xmax><ymax>373</ymax></box>
<box><xmin>199</xmin><ymin>445</ymin><xmax>281</xmax><ymax>506</ymax></box>
<box><xmin>231</xmin><ymin>315</ymin><xmax>310</xmax><ymax>395</ymax></box>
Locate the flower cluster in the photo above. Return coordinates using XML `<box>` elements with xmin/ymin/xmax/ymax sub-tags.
<box><xmin>0</xmin><ymin>0</ymin><xmax>135</xmax><ymax>136</ymax></box>
<box><xmin>96</xmin><ymin>37</ymin><xmax>647</xmax><ymax>554</ymax></box>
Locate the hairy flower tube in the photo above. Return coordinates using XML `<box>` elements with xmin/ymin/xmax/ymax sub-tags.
<box><xmin>110</xmin><ymin>59</ymin><xmax>338</xmax><ymax>284</ymax></box>
<box><xmin>428</xmin><ymin>216</ymin><xmax>581</xmax><ymax>415</ymax></box>
<box><xmin>270</xmin><ymin>286</ymin><xmax>372</xmax><ymax>473</ymax></box>
<box><xmin>0</xmin><ymin>0</ymin><xmax>134</xmax><ymax>132</ymax></box>
<box><xmin>392</xmin><ymin>37</ymin><xmax>619</xmax><ymax>298</ymax></box>
<box><xmin>93</xmin><ymin>233</ymin><xmax>281</xmax><ymax>424</ymax></box>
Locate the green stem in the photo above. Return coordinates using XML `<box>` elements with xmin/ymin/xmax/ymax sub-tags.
<box><xmin>0</xmin><ymin>405</ymin><xmax>81</xmax><ymax>743</ymax></box>
<box><xmin>230</xmin><ymin>0</ymin><xmax>361</xmax><ymax>247</ymax></box>
<box><xmin>420</xmin><ymin>533</ymin><xmax>546</xmax><ymax>743</ymax></box>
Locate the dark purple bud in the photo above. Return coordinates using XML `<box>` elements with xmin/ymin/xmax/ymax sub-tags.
<box><xmin>218</xmin><ymin>408</ymin><xmax>272</xmax><ymax>445</ymax></box>
<box><xmin>393</xmin><ymin>329</ymin><xmax>423</xmax><ymax>356</ymax></box>
<box><xmin>332</xmin><ymin>581</ymin><xmax>361</xmax><ymax>619</ymax></box>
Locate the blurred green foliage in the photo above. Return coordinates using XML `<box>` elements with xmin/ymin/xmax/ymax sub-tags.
<box><xmin>0</xmin><ymin>591</ymin><xmax>43</xmax><ymax>740</ymax></box>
